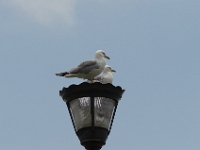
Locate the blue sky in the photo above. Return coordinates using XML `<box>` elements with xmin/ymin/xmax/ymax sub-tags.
<box><xmin>1</xmin><ymin>0</ymin><xmax>200</xmax><ymax>150</ymax></box>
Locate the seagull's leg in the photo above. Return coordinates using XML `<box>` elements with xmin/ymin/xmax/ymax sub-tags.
<box><xmin>90</xmin><ymin>78</ymin><xmax>94</xmax><ymax>83</ymax></box>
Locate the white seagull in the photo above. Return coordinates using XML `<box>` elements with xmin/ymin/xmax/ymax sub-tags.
<box><xmin>88</xmin><ymin>65</ymin><xmax>116</xmax><ymax>84</ymax></box>
<box><xmin>56</xmin><ymin>50</ymin><xmax>110</xmax><ymax>82</ymax></box>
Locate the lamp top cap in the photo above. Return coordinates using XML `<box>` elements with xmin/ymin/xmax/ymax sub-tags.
<box><xmin>59</xmin><ymin>82</ymin><xmax>125</xmax><ymax>103</ymax></box>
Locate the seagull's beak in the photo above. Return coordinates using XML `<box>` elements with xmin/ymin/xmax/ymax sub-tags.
<box><xmin>111</xmin><ymin>69</ymin><xmax>116</xmax><ymax>72</ymax></box>
<box><xmin>104</xmin><ymin>54</ymin><xmax>110</xmax><ymax>60</ymax></box>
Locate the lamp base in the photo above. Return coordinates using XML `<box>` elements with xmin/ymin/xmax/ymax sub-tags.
<box><xmin>86</xmin><ymin>147</ymin><xmax>100</xmax><ymax>150</ymax></box>
<box><xmin>76</xmin><ymin>127</ymin><xmax>109</xmax><ymax>150</ymax></box>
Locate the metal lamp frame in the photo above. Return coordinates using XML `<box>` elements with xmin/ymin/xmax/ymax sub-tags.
<box><xmin>59</xmin><ymin>82</ymin><xmax>125</xmax><ymax>150</ymax></box>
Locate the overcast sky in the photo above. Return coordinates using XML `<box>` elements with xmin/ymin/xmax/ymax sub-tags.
<box><xmin>1</xmin><ymin>1</ymin><xmax>200</xmax><ymax>150</ymax></box>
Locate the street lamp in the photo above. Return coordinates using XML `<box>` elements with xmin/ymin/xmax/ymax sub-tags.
<box><xmin>59</xmin><ymin>82</ymin><xmax>125</xmax><ymax>150</ymax></box>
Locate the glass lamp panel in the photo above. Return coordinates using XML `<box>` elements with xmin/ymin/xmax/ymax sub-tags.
<box><xmin>94</xmin><ymin>97</ymin><xmax>116</xmax><ymax>129</ymax></box>
<box><xmin>69</xmin><ymin>97</ymin><xmax>91</xmax><ymax>131</ymax></box>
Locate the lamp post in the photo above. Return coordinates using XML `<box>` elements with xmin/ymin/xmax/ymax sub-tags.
<box><xmin>59</xmin><ymin>82</ymin><xmax>125</xmax><ymax>150</ymax></box>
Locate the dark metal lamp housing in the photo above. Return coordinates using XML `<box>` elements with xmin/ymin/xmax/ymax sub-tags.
<box><xmin>59</xmin><ymin>82</ymin><xmax>125</xmax><ymax>150</ymax></box>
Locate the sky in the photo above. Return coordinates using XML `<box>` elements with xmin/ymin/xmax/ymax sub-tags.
<box><xmin>0</xmin><ymin>0</ymin><xmax>200</xmax><ymax>150</ymax></box>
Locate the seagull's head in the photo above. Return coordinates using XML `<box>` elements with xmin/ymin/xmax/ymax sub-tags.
<box><xmin>104</xmin><ymin>65</ymin><xmax>116</xmax><ymax>73</ymax></box>
<box><xmin>95</xmin><ymin>50</ymin><xmax>110</xmax><ymax>60</ymax></box>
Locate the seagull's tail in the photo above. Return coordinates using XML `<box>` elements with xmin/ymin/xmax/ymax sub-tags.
<box><xmin>55</xmin><ymin>72</ymin><xmax>69</xmax><ymax>77</ymax></box>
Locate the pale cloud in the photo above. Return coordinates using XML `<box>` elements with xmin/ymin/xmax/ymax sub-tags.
<box><xmin>4</xmin><ymin>0</ymin><xmax>76</xmax><ymax>26</ymax></box>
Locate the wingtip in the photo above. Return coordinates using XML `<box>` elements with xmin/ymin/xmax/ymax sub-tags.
<box><xmin>55</xmin><ymin>72</ymin><xmax>69</xmax><ymax>76</ymax></box>
<box><xmin>55</xmin><ymin>73</ymin><xmax>62</xmax><ymax>76</ymax></box>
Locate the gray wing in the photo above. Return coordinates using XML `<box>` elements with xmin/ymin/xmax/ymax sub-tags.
<box><xmin>69</xmin><ymin>60</ymin><xmax>99</xmax><ymax>74</ymax></box>
<box><xmin>94</xmin><ymin>75</ymin><xmax>103</xmax><ymax>81</ymax></box>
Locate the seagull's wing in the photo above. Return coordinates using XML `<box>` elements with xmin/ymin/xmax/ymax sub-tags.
<box><xmin>69</xmin><ymin>60</ymin><xmax>99</xmax><ymax>74</ymax></box>
<box><xmin>94</xmin><ymin>72</ymin><xmax>113</xmax><ymax>84</ymax></box>
<box><xmin>94</xmin><ymin>75</ymin><xmax>103</xmax><ymax>81</ymax></box>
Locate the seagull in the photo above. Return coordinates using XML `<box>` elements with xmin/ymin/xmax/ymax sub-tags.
<box><xmin>88</xmin><ymin>65</ymin><xmax>116</xmax><ymax>84</ymax></box>
<box><xmin>56</xmin><ymin>50</ymin><xmax>110</xmax><ymax>82</ymax></box>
